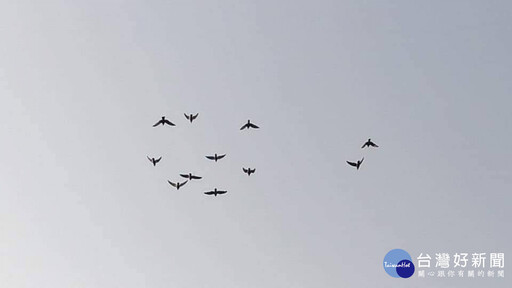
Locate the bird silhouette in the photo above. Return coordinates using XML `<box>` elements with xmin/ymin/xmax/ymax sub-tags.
<box><xmin>347</xmin><ymin>158</ymin><xmax>364</xmax><ymax>170</ymax></box>
<box><xmin>153</xmin><ymin>116</ymin><xmax>176</xmax><ymax>127</ymax></box>
<box><xmin>180</xmin><ymin>173</ymin><xmax>202</xmax><ymax>180</ymax></box>
<box><xmin>362</xmin><ymin>138</ymin><xmax>379</xmax><ymax>149</ymax></box>
<box><xmin>167</xmin><ymin>180</ymin><xmax>188</xmax><ymax>190</ymax></box>
<box><xmin>240</xmin><ymin>119</ymin><xmax>259</xmax><ymax>130</ymax></box>
<box><xmin>184</xmin><ymin>113</ymin><xmax>199</xmax><ymax>123</ymax></box>
<box><xmin>242</xmin><ymin>168</ymin><xmax>256</xmax><ymax>176</ymax></box>
<box><xmin>204</xmin><ymin>188</ymin><xmax>227</xmax><ymax>197</ymax></box>
<box><xmin>147</xmin><ymin>156</ymin><xmax>162</xmax><ymax>166</ymax></box>
<box><xmin>205</xmin><ymin>154</ymin><xmax>226</xmax><ymax>162</ymax></box>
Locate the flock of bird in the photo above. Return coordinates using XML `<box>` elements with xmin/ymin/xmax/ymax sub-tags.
<box><xmin>148</xmin><ymin>114</ymin><xmax>259</xmax><ymax>197</ymax></box>
<box><xmin>346</xmin><ymin>138</ymin><xmax>379</xmax><ymax>170</ymax></box>
<box><xmin>149</xmin><ymin>113</ymin><xmax>377</xmax><ymax>195</ymax></box>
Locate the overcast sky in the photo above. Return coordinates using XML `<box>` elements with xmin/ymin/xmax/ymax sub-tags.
<box><xmin>0</xmin><ymin>1</ymin><xmax>511</xmax><ymax>287</ymax></box>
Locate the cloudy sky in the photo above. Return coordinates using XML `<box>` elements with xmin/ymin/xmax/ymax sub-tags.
<box><xmin>0</xmin><ymin>1</ymin><xmax>510</xmax><ymax>287</ymax></box>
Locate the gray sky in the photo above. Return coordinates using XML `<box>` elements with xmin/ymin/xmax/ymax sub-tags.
<box><xmin>0</xmin><ymin>1</ymin><xmax>510</xmax><ymax>287</ymax></box>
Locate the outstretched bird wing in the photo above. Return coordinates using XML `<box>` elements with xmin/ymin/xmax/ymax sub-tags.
<box><xmin>217</xmin><ymin>190</ymin><xmax>227</xmax><ymax>194</ymax></box>
<box><xmin>153</xmin><ymin>120</ymin><xmax>163</xmax><ymax>127</ymax></box>
<box><xmin>361</xmin><ymin>142</ymin><xmax>368</xmax><ymax>148</ymax></box>
<box><xmin>249</xmin><ymin>168</ymin><xmax>256</xmax><ymax>173</ymax></box>
<box><xmin>163</xmin><ymin>119</ymin><xmax>176</xmax><ymax>126</ymax></box>
<box><xmin>167</xmin><ymin>180</ymin><xmax>177</xmax><ymax>187</ymax></box>
<box><xmin>179</xmin><ymin>174</ymin><xmax>189</xmax><ymax>179</ymax></box>
<box><xmin>155</xmin><ymin>157</ymin><xmax>162</xmax><ymax>163</ymax></box>
<box><xmin>184</xmin><ymin>113</ymin><xmax>190</xmax><ymax>120</ymax></box>
<box><xmin>147</xmin><ymin>156</ymin><xmax>152</xmax><ymax>162</ymax></box>
<box><xmin>248</xmin><ymin>123</ymin><xmax>259</xmax><ymax>129</ymax></box>
<box><xmin>206</xmin><ymin>155</ymin><xmax>215</xmax><ymax>160</ymax></box>
<box><xmin>217</xmin><ymin>154</ymin><xmax>226</xmax><ymax>160</ymax></box>
<box><xmin>204</xmin><ymin>191</ymin><xmax>215</xmax><ymax>195</ymax></box>
<box><xmin>360</xmin><ymin>157</ymin><xmax>364</xmax><ymax>164</ymax></box>
<box><xmin>347</xmin><ymin>161</ymin><xmax>357</xmax><ymax>167</ymax></box>
<box><xmin>179</xmin><ymin>180</ymin><xmax>188</xmax><ymax>187</ymax></box>
<box><xmin>190</xmin><ymin>175</ymin><xmax>202</xmax><ymax>179</ymax></box>
<box><xmin>370</xmin><ymin>142</ymin><xmax>378</xmax><ymax>147</ymax></box>
<box><xmin>242</xmin><ymin>168</ymin><xmax>248</xmax><ymax>173</ymax></box>
<box><xmin>240</xmin><ymin>123</ymin><xmax>249</xmax><ymax>130</ymax></box>
<box><xmin>192</xmin><ymin>113</ymin><xmax>199</xmax><ymax>120</ymax></box>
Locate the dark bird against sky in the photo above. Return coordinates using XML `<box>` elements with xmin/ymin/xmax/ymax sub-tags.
<box><xmin>153</xmin><ymin>116</ymin><xmax>176</xmax><ymax>127</ymax></box>
<box><xmin>240</xmin><ymin>119</ymin><xmax>259</xmax><ymax>130</ymax></box>
<box><xmin>362</xmin><ymin>138</ymin><xmax>379</xmax><ymax>149</ymax></box>
<box><xmin>168</xmin><ymin>180</ymin><xmax>188</xmax><ymax>190</ymax></box>
<box><xmin>204</xmin><ymin>188</ymin><xmax>227</xmax><ymax>197</ymax></box>
<box><xmin>180</xmin><ymin>173</ymin><xmax>202</xmax><ymax>180</ymax></box>
<box><xmin>147</xmin><ymin>156</ymin><xmax>162</xmax><ymax>166</ymax></box>
<box><xmin>205</xmin><ymin>154</ymin><xmax>226</xmax><ymax>162</ymax></box>
<box><xmin>347</xmin><ymin>157</ymin><xmax>364</xmax><ymax>170</ymax></box>
<box><xmin>184</xmin><ymin>113</ymin><xmax>199</xmax><ymax>123</ymax></box>
<box><xmin>242</xmin><ymin>168</ymin><xmax>256</xmax><ymax>176</ymax></box>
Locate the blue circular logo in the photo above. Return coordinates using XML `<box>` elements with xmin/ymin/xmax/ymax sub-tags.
<box><xmin>383</xmin><ymin>249</ymin><xmax>415</xmax><ymax>278</ymax></box>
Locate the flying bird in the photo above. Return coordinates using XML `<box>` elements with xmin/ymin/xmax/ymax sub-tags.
<box><xmin>206</xmin><ymin>154</ymin><xmax>226</xmax><ymax>162</ymax></box>
<box><xmin>204</xmin><ymin>188</ymin><xmax>227</xmax><ymax>197</ymax></box>
<box><xmin>184</xmin><ymin>113</ymin><xmax>199</xmax><ymax>123</ymax></box>
<box><xmin>240</xmin><ymin>119</ymin><xmax>259</xmax><ymax>130</ymax></box>
<box><xmin>347</xmin><ymin>157</ymin><xmax>364</xmax><ymax>170</ymax></box>
<box><xmin>242</xmin><ymin>168</ymin><xmax>256</xmax><ymax>176</ymax></box>
<box><xmin>147</xmin><ymin>156</ymin><xmax>162</xmax><ymax>166</ymax></box>
<box><xmin>362</xmin><ymin>138</ymin><xmax>379</xmax><ymax>149</ymax></box>
<box><xmin>168</xmin><ymin>180</ymin><xmax>188</xmax><ymax>190</ymax></box>
<box><xmin>180</xmin><ymin>173</ymin><xmax>202</xmax><ymax>180</ymax></box>
<box><xmin>153</xmin><ymin>116</ymin><xmax>176</xmax><ymax>127</ymax></box>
